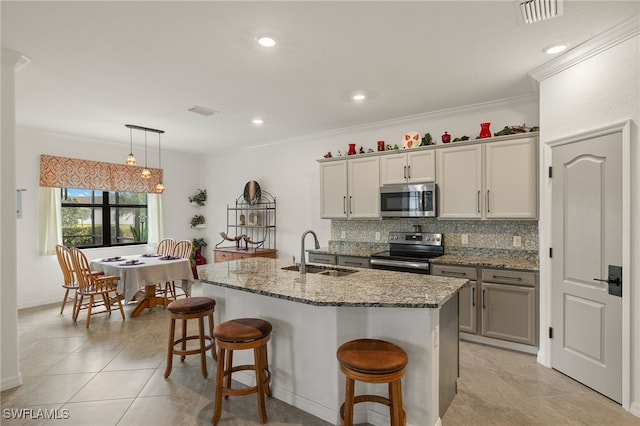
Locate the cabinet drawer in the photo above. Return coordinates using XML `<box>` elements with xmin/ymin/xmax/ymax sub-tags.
<box><xmin>431</xmin><ymin>264</ymin><xmax>477</xmax><ymax>280</ymax></box>
<box><xmin>337</xmin><ymin>255</ymin><xmax>370</xmax><ymax>268</ymax></box>
<box><xmin>481</xmin><ymin>269</ymin><xmax>536</xmax><ymax>286</ymax></box>
<box><xmin>308</xmin><ymin>253</ymin><xmax>337</xmax><ymax>265</ymax></box>
<box><xmin>214</xmin><ymin>251</ymin><xmax>235</xmax><ymax>263</ymax></box>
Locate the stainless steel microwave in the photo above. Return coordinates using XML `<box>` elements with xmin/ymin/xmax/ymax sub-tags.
<box><xmin>380</xmin><ymin>183</ymin><xmax>437</xmax><ymax>218</ymax></box>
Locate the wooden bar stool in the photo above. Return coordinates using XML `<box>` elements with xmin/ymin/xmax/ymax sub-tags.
<box><xmin>212</xmin><ymin>318</ymin><xmax>272</xmax><ymax>425</ymax></box>
<box><xmin>164</xmin><ymin>297</ymin><xmax>216</xmax><ymax>378</ymax></box>
<box><xmin>337</xmin><ymin>338</ymin><xmax>408</xmax><ymax>426</ymax></box>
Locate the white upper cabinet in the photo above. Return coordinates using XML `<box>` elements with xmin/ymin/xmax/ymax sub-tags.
<box><xmin>485</xmin><ymin>137</ymin><xmax>538</xmax><ymax>219</ymax></box>
<box><xmin>437</xmin><ymin>144</ymin><xmax>483</xmax><ymax>219</ymax></box>
<box><xmin>320</xmin><ymin>156</ymin><xmax>380</xmax><ymax>219</ymax></box>
<box><xmin>380</xmin><ymin>150</ymin><xmax>436</xmax><ymax>185</ymax></box>
<box><xmin>437</xmin><ymin>136</ymin><xmax>538</xmax><ymax>219</ymax></box>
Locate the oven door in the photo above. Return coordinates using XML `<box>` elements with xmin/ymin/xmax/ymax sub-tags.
<box><xmin>370</xmin><ymin>258</ymin><xmax>430</xmax><ymax>274</ymax></box>
<box><xmin>380</xmin><ymin>183</ymin><xmax>436</xmax><ymax>217</ymax></box>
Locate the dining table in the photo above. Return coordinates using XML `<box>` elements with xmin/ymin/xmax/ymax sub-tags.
<box><xmin>90</xmin><ymin>254</ymin><xmax>194</xmax><ymax>317</ymax></box>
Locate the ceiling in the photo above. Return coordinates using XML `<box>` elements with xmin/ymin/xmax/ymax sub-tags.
<box><xmin>2</xmin><ymin>1</ymin><xmax>638</xmax><ymax>155</ymax></box>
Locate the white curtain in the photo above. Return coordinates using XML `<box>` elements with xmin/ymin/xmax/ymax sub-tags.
<box><xmin>38</xmin><ymin>187</ymin><xmax>62</xmax><ymax>256</ymax></box>
<box><xmin>147</xmin><ymin>193</ymin><xmax>164</xmax><ymax>247</ymax></box>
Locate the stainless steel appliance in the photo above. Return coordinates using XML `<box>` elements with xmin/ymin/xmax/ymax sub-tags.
<box><xmin>380</xmin><ymin>183</ymin><xmax>437</xmax><ymax>218</ymax></box>
<box><xmin>370</xmin><ymin>232</ymin><xmax>443</xmax><ymax>274</ymax></box>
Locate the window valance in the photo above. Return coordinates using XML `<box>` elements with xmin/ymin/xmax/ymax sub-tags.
<box><xmin>39</xmin><ymin>154</ymin><xmax>163</xmax><ymax>193</ymax></box>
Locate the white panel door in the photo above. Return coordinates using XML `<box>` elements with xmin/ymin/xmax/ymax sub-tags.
<box><xmin>348</xmin><ymin>156</ymin><xmax>380</xmax><ymax>218</ymax></box>
<box><xmin>436</xmin><ymin>145</ymin><xmax>482</xmax><ymax>219</ymax></box>
<box><xmin>379</xmin><ymin>153</ymin><xmax>408</xmax><ymax>185</ymax></box>
<box><xmin>407</xmin><ymin>150</ymin><xmax>436</xmax><ymax>183</ymax></box>
<box><xmin>551</xmin><ymin>131</ymin><xmax>622</xmax><ymax>403</ymax></box>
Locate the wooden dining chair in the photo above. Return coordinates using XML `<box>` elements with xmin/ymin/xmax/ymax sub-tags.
<box><xmin>161</xmin><ymin>239</ymin><xmax>193</xmax><ymax>306</ymax></box>
<box><xmin>69</xmin><ymin>247</ymin><xmax>125</xmax><ymax>328</ymax></box>
<box><xmin>55</xmin><ymin>245</ymin><xmax>79</xmax><ymax>314</ymax></box>
<box><xmin>157</xmin><ymin>238</ymin><xmax>176</xmax><ymax>255</ymax></box>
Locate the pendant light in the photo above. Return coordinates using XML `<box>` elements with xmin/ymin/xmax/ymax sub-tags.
<box><xmin>125</xmin><ymin>125</ymin><xmax>137</xmax><ymax>165</ymax></box>
<box><xmin>141</xmin><ymin>129</ymin><xmax>152</xmax><ymax>179</ymax></box>
<box><xmin>155</xmin><ymin>131</ymin><xmax>165</xmax><ymax>193</ymax></box>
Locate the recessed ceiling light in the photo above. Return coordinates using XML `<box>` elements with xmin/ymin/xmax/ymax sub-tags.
<box><xmin>252</xmin><ymin>118</ymin><xmax>264</xmax><ymax>125</ymax></box>
<box><xmin>544</xmin><ymin>43</ymin><xmax>567</xmax><ymax>55</ymax></box>
<box><xmin>257</xmin><ymin>36</ymin><xmax>277</xmax><ymax>48</ymax></box>
<box><xmin>352</xmin><ymin>94</ymin><xmax>366</xmax><ymax>101</ymax></box>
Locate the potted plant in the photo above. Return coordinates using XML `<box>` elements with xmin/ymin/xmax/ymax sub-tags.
<box><xmin>188</xmin><ymin>189</ymin><xmax>207</xmax><ymax>206</ymax></box>
<box><xmin>190</xmin><ymin>214</ymin><xmax>205</xmax><ymax>228</ymax></box>
<box><xmin>190</xmin><ymin>238</ymin><xmax>207</xmax><ymax>279</ymax></box>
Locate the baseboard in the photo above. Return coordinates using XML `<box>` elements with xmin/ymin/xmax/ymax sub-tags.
<box><xmin>461</xmin><ymin>333</ymin><xmax>538</xmax><ymax>355</ymax></box>
<box><xmin>630</xmin><ymin>401</ymin><xmax>640</xmax><ymax>417</ymax></box>
<box><xmin>368</xmin><ymin>408</ymin><xmax>441</xmax><ymax>426</ymax></box>
<box><xmin>1</xmin><ymin>373</ymin><xmax>23</xmax><ymax>392</ymax></box>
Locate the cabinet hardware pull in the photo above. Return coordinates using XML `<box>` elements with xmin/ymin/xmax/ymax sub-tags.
<box><xmin>344</xmin><ymin>261</ymin><xmax>361</xmax><ymax>266</ymax></box>
<box><xmin>443</xmin><ymin>271</ymin><xmax>466</xmax><ymax>276</ymax></box>
<box><xmin>477</xmin><ymin>190</ymin><xmax>480</xmax><ymax>214</ymax></box>
<box><xmin>349</xmin><ymin>196</ymin><xmax>353</xmax><ymax>214</ymax></box>
<box><xmin>482</xmin><ymin>289</ymin><xmax>486</xmax><ymax>309</ymax></box>
<box><xmin>403</xmin><ymin>165</ymin><xmax>407</xmax><ymax>179</ymax></box>
<box><xmin>343</xmin><ymin>196</ymin><xmax>346</xmax><ymax>214</ymax></box>
<box><xmin>407</xmin><ymin>165</ymin><xmax>411</xmax><ymax>179</ymax></box>
<box><xmin>472</xmin><ymin>287</ymin><xmax>475</xmax><ymax>307</ymax></box>
<box><xmin>492</xmin><ymin>275</ymin><xmax>521</xmax><ymax>281</ymax></box>
<box><xmin>486</xmin><ymin>190</ymin><xmax>490</xmax><ymax>213</ymax></box>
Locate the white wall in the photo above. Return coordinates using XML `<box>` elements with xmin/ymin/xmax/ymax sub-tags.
<box><xmin>537</xmin><ymin>34</ymin><xmax>639</xmax><ymax>413</ymax></box>
<box><xmin>200</xmin><ymin>96</ymin><xmax>539</xmax><ymax>262</ymax></box>
<box><xmin>15</xmin><ymin>128</ymin><xmax>201</xmax><ymax>309</ymax></box>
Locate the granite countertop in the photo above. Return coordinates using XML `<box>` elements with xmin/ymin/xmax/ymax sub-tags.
<box><xmin>198</xmin><ymin>258</ymin><xmax>468</xmax><ymax>308</ymax></box>
<box><xmin>431</xmin><ymin>254</ymin><xmax>539</xmax><ymax>272</ymax></box>
<box><xmin>306</xmin><ymin>247</ymin><xmax>382</xmax><ymax>257</ymax></box>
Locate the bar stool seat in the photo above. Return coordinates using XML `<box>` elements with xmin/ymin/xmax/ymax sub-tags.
<box><xmin>213</xmin><ymin>318</ymin><xmax>272</xmax><ymax>425</ymax></box>
<box><xmin>164</xmin><ymin>297</ymin><xmax>216</xmax><ymax>379</ymax></box>
<box><xmin>337</xmin><ymin>338</ymin><xmax>408</xmax><ymax>426</ymax></box>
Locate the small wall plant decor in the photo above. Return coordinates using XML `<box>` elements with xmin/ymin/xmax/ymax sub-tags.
<box><xmin>190</xmin><ymin>214</ymin><xmax>205</xmax><ymax>228</ymax></box>
<box><xmin>188</xmin><ymin>189</ymin><xmax>207</xmax><ymax>206</ymax></box>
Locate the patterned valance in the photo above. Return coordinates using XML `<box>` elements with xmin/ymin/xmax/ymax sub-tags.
<box><xmin>40</xmin><ymin>154</ymin><xmax>163</xmax><ymax>193</ymax></box>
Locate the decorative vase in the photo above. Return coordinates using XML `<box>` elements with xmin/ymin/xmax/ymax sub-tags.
<box><xmin>191</xmin><ymin>247</ymin><xmax>207</xmax><ymax>279</ymax></box>
<box><xmin>377</xmin><ymin>141</ymin><xmax>385</xmax><ymax>151</ymax></box>
<box><xmin>479</xmin><ymin>122</ymin><xmax>492</xmax><ymax>139</ymax></box>
<box><xmin>442</xmin><ymin>131</ymin><xmax>451</xmax><ymax>143</ymax></box>
<box><xmin>348</xmin><ymin>143</ymin><xmax>357</xmax><ymax>155</ymax></box>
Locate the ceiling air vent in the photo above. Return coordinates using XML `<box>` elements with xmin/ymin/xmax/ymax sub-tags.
<box><xmin>187</xmin><ymin>105</ymin><xmax>219</xmax><ymax>117</ymax></box>
<box><xmin>515</xmin><ymin>0</ymin><xmax>563</xmax><ymax>24</ymax></box>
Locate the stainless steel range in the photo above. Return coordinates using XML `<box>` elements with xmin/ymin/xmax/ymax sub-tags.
<box><xmin>370</xmin><ymin>232</ymin><xmax>443</xmax><ymax>274</ymax></box>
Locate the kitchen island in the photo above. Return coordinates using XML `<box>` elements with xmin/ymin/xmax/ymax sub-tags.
<box><xmin>198</xmin><ymin>258</ymin><xmax>468</xmax><ymax>426</ymax></box>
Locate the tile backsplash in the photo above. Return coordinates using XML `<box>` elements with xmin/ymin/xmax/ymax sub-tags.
<box><xmin>330</xmin><ymin>218</ymin><xmax>538</xmax><ymax>262</ymax></box>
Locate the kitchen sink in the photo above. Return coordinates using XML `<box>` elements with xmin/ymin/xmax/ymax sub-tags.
<box><xmin>281</xmin><ymin>264</ymin><xmax>357</xmax><ymax>276</ymax></box>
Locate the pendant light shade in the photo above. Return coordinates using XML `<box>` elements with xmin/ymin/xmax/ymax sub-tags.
<box><xmin>155</xmin><ymin>131</ymin><xmax>165</xmax><ymax>193</ymax></box>
<box><xmin>141</xmin><ymin>129</ymin><xmax>152</xmax><ymax>179</ymax></box>
<box><xmin>125</xmin><ymin>126</ymin><xmax>137</xmax><ymax>165</ymax></box>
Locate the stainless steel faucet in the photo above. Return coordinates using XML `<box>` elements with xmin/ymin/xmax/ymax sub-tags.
<box><xmin>300</xmin><ymin>230</ymin><xmax>320</xmax><ymax>275</ymax></box>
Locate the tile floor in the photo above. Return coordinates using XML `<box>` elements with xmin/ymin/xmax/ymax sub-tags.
<box><xmin>2</xmin><ymin>281</ymin><xmax>638</xmax><ymax>426</ymax></box>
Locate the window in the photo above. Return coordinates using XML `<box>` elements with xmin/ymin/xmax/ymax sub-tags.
<box><xmin>61</xmin><ymin>188</ymin><xmax>148</xmax><ymax>248</ymax></box>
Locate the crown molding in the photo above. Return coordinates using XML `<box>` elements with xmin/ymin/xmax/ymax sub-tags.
<box><xmin>529</xmin><ymin>13</ymin><xmax>640</xmax><ymax>82</ymax></box>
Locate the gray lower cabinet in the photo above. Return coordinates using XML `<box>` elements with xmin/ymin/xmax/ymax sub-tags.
<box><xmin>307</xmin><ymin>253</ymin><xmax>337</xmax><ymax>265</ymax></box>
<box><xmin>337</xmin><ymin>255</ymin><xmax>370</xmax><ymax>268</ymax></box>
<box><xmin>481</xmin><ymin>269</ymin><xmax>537</xmax><ymax>346</ymax></box>
<box><xmin>432</xmin><ymin>264</ymin><xmax>538</xmax><ymax>347</ymax></box>
<box><xmin>307</xmin><ymin>253</ymin><xmax>371</xmax><ymax>268</ymax></box>
<box><xmin>431</xmin><ymin>265</ymin><xmax>477</xmax><ymax>334</ymax></box>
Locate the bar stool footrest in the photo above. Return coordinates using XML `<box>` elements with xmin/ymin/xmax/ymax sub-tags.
<box><xmin>221</xmin><ymin>364</ymin><xmax>272</xmax><ymax>397</ymax></box>
<box><xmin>171</xmin><ymin>335</ymin><xmax>215</xmax><ymax>357</ymax></box>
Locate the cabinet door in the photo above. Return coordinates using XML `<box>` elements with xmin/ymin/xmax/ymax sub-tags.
<box><xmin>458</xmin><ymin>281</ymin><xmax>478</xmax><ymax>334</ymax></box>
<box><xmin>379</xmin><ymin>153</ymin><xmax>408</xmax><ymax>185</ymax></box>
<box><xmin>407</xmin><ymin>150</ymin><xmax>436</xmax><ymax>183</ymax></box>
<box><xmin>437</xmin><ymin>145</ymin><xmax>482</xmax><ymax>218</ymax></box>
<box><xmin>485</xmin><ymin>137</ymin><xmax>538</xmax><ymax>219</ymax></box>
<box><xmin>348</xmin><ymin>157</ymin><xmax>380</xmax><ymax>218</ymax></box>
<box><xmin>320</xmin><ymin>161</ymin><xmax>348</xmax><ymax>218</ymax></box>
<box><xmin>481</xmin><ymin>282</ymin><xmax>537</xmax><ymax>346</ymax></box>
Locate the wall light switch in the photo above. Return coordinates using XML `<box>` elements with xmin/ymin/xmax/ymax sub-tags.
<box><xmin>461</xmin><ymin>234</ymin><xmax>469</xmax><ymax>245</ymax></box>
<box><xmin>340</xmin><ymin>231</ymin><xmax>346</xmax><ymax>239</ymax></box>
<box><xmin>375</xmin><ymin>232</ymin><xmax>381</xmax><ymax>241</ymax></box>
<box><xmin>513</xmin><ymin>236</ymin><xmax>522</xmax><ymax>247</ymax></box>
